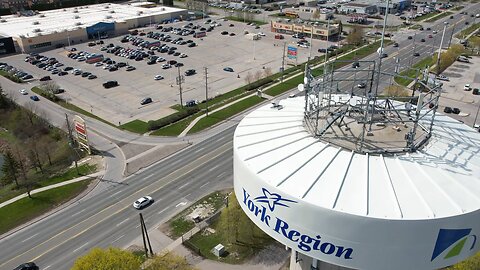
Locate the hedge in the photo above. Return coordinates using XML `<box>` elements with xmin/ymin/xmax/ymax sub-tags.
<box><xmin>244</xmin><ymin>77</ymin><xmax>274</xmax><ymax>91</ymax></box>
<box><xmin>147</xmin><ymin>107</ymin><xmax>200</xmax><ymax>131</ymax></box>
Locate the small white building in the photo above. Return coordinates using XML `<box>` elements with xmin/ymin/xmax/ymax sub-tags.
<box><xmin>339</xmin><ymin>3</ymin><xmax>377</xmax><ymax>14</ymax></box>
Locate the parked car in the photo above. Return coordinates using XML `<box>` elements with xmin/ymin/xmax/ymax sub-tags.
<box><xmin>39</xmin><ymin>76</ymin><xmax>51</xmax><ymax>81</ymax></box>
<box><xmin>87</xmin><ymin>74</ymin><xmax>97</xmax><ymax>80</ymax></box>
<box><xmin>30</xmin><ymin>95</ymin><xmax>39</xmax><ymax>101</ymax></box>
<box><xmin>140</xmin><ymin>97</ymin><xmax>152</xmax><ymax>105</ymax></box>
<box><xmin>19</xmin><ymin>89</ymin><xmax>28</xmax><ymax>95</ymax></box>
<box><xmin>357</xmin><ymin>82</ymin><xmax>366</xmax><ymax>88</ymax></box>
<box><xmin>185</xmin><ymin>69</ymin><xmax>196</xmax><ymax>76</ymax></box>
<box><xmin>103</xmin><ymin>80</ymin><xmax>118</xmax><ymax>88</ymax></box>
<box><xmin>154</xmin><ymin>75</ymin><xmax>164</xmax><ymax>80</ymax></box>
<box><xmin>436</xmin><ymin>75</ymin><xmax>449</xmax><ymax>81</ymax></box>
<box><xmin>126</xmin><ymin>66</ymin><xmax>136</xmax><ymax>71</ymax></box>
<box><xmin>452</xmin><ymin>108</ymin><xmax>461</xmax><ymax>114</ymax></box>
<box><xmin>13</xmin><ymin>262</ymin><xmax>39</xmax><ymax>270</ymax></box>
<box><xmin>133</xmin><ymin>196</ymin><xmax>153</xmax><ymax>209</ymax></box>
<box><xmin>464</xmin><ymin>84</ymin><xmax>472</xmax><ymax>91</ymax></box>
<box><xmin>414</xmin><ymin>52</ymin><xmax>420</xmax><ymax>57</ymax></box>
<box><xmin>443</xmin><ymin>106</ymin><xmax>453</xmax><ymax>113</ymax></box>
<box><xmin>352</xmin><ymin>62</ymin><xmax>360</xmax><ymax>68</ymax></box>
<box><xmin>223</xmin><ymin>67</ymin><xmax>234</xmax><ymax>72</ymax></box>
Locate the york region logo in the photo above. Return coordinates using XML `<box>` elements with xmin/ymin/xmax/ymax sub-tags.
<box><xmin>431</xmin><ymin>228</ymin><xmax>477</xmax><ymax>261</ymax></box>
<box><xmin>254</xmin><ymin>188</ymin><xmax>297</xmax><ymax>211</ymax></box>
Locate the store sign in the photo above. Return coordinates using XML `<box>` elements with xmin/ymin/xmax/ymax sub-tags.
<box><xmin>241</xmin><ymin>187</ymin><xmax>354</xmax><ymax>259</ymax></box>
<box><xmin>287</xmin><ymin>46</ymin><xmax>297</xmax><ymax>60</ymax></box>
<box><xmin>431</xmin><ymin>228</ymin><xmax>477</xmax><ymax>262</ymax></box>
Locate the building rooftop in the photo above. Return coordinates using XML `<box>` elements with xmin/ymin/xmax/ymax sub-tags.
<box><xmin>0</xmin><ymin>3</ymin><xmax>184</xmax><ymax>38</ymax></box>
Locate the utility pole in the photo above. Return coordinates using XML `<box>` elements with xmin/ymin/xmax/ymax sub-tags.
<box><xmin>204</xmin><ymin>67</ymin><xmax>209</xmax><ymax>116</ymax></box>
<box><xmin>176</xmin><ymin>66</ymin><xmax>185</xmax><ymax>108</ymax></box>
<box><xmin>65</xmin><ymin>113</ymin><xmax>74</xmax><ymax>145</ymax></box>
<box><xmin>281</xmin><ymin>42</ymin><xmax>286</xmax><ymax>83</ymax></box>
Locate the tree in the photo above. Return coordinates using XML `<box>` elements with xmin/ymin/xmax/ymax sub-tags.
<box><xmin>244</xmin><ymin>72</ymin><xmax>254</xmax><ymax>85</ymax></box>
<box><xmin>144</xmin><ymin>252</ymin><xmax>198</xmax><ymax>270</ymax></box>
<box><xmin>71</xmin><ymin>247</ymin><xmax>142</xmax><ymax>270</ymax></box>
<box><xmin>469</xmin><ymin>36</ymin><xmax>480</xmax><ymax>53</ymax></box>
<box><xmin>346</xmin><ymin>25</ymin><xmax>364</xmax><ymax>46</ymax></box>
<box><xmin>1</xmin><ymin>150</ymin><xmax>20</xmax><ymax>188</ymax></box>
<box><xmin>41</xmin><ymin>81</ymin><xmax>60</xmax><ymax>95</ymax></box>
<box><xmin>254</xmin><ymin>70</ymin><xmax>263</xmax><ymax>81</ymax></box>
<box><xmin>263</xmin><ymin>67</ymin><xmax>272</xmax><ymax>78</ymax></box>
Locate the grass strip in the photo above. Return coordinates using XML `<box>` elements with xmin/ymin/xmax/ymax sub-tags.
<box><xmin>31</xmin><ymin>87</ymin><xmax>115</xmax><ymax>127</ymax></box>
<box><xmin>187</xmin><ymin>96</ymin><xmax>264</xmax><ymax>134</ymax></box>
<box><xmin>455</xmin><ymin>23</ymin><xmax>480</xmax><ymax>39</ymax></box>
<box><xmin>0</xmin><ymin>180</ymin><xmax>91</xmax><ymax>235</ymax></box>
<box><xmin>425</xmin><ymin>11</ymin><xmax>453</xmax><ymax>23</ymax></box>
<box><xmin>224</xmin><ymin>16</ymin><xmax>268</xmax><ymax>25</ymax></box>
<box><xmin>394</xmin><ymin>57</ymin><xmax>435</xmax><ymax>86</ymax></box>
<box><xmin>0</xmin><ymin>70</ymin><xmax>24</xmax><ymax>83</ymax></box>
<box><xmin>413</xmin><ymin>11</ymin><xmax>440</xmax><ymax>21</ymax></box>
<box><xmin>0</xmin><ymin>164</ymin><xmax>96</xmax><ymax>204</ymax></box>
<box><xmin>120</xmin><ymin>120</ymin><xmax>149</xmax><ymax>134</ymax></box>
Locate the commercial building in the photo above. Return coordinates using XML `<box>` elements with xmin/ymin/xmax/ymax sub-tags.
<box><xmin>375</xmin><ymin>0</ymin><xmax>412</xmax><ymax>14</ymax></box>
<box><xmin>270</xmin><ymin>19</ymin><xmax>341</xmax><ymax>40</ymax></box>
<box><xmin>0</xmin><ymin>35</ymin><xmax>15</xmax><ymax>55</ymax></box>
<box><xmin>0</xmin><ymin>2</ymin><xmax>187</xmax><ymax>53</ymax></box>
<box><xmin>338</xmin><ymin>3</ymin><xmax>377</xmax><ymax>14</ymax></box>
<box><xmin>299</xmin><ymin>7</ymin><xmax>334</xmax><ymax>21</ymax></box>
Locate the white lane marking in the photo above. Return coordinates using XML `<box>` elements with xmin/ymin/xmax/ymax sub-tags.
<box><xmin>158</xmin><ymin>207</ymin><xmax>170</xmax><ymax>215</ymax></box>
<box><xmin>110</xmin><ymin>190</ymin><xmax>123</xmax><ymax>197</ymax></box>
<box><xmin>216</xmin><ymin>172</ymin><xmax>226</xmax><ymax>178</ymax></box>
<box><xmin>111</xmin><ymin>234</ymin><xmax>125</xmax><ymax>244</ymax></box>
<box><xmin>178</xmin><ymin>182</ymin><xmax>189</xmax><ymax>190</ymax></box>
<box><xmin>194</xmin><ymin>147</ymin><xmax>205</xmax><ymax>153</ymax></box>
<box><xmin>21</xmin><ymin>233</ymin><xmax>38</xmax><ymax>243</ymax></box>
<box><xmin>145</xmin><ymin>173</ymin><xmax>155</xmax><ymax>179</ymax></box>
<box><xmin>43</xmin><ymin>265</ymin><xmax>51</xmax><ymax>270</ymax></box>
<box><xmin>214</xmin><ymin>137</ymin><xmax>223</xmax><ymax>143</ymax></box>
<box><xmin>199</xmin><ymin>182</ymin><xmax>210</xmax><ymax>189</ymax></box>
<box><xmin>116</xmin><ymin>218</ymin><xmax>130</xmax><ymax>227</ymax></box>
<box><xmin>185</xmin><ymin>193</ymin><xmax>191</xmax><ymax>197</ymax></box>
<box><xmin>72</xmin><ymin>242</ymin><xmax>89</xmax><ymax>253</ymax></box>
<box><xmin>208</xmin><ymin>165</ymin><xmax>219</xmax><ymax>172</ymax></box>
<box><xmin>71</xmin><ymin>209</ymin><xmax>86</xmax><ymax>217</ymax></box>
<box><xmin>135</xmin><ymin>224</ymin><xmax>140</xmax><ymax>229</ymax></box>
<box><xmin>176</xmin><ymin>201</ymin><xmax>187</xmax><ymax>208</ymax></box>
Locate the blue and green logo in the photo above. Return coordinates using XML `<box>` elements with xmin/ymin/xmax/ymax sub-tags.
<box><xmin>431</xmin><ymin>228</ymin><xmax>477</xmax><ymax>261</ymax></box>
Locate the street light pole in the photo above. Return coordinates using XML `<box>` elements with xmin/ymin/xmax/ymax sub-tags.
<box><xmin>436</xmin><ymin>23</ymin><xmax>448</xmax><ymax>75</ymax></box>
<box><xmin>448</xmin><ymin>22</ymin><xmax>456</xmax><ymax>48</ymax></box>
<box><xmin>204</xmin><ymin>67</ymin><xmax>209</xmax><ymax>116</ymax></box>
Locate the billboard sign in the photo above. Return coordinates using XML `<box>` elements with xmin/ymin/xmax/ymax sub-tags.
<box><xmin>287</xmin><ymin>46</ymin><xmax>297</xmax><ymax>60</ymax></box>
<box><xmin>73</xmin><ymin>115</ymin><xmax>91</xmax><ymax>154</ymax></box>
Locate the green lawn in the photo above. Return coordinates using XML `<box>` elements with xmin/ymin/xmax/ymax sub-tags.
<box><xmin>185</xmin><ymin>193</ymin><xmax>274</xmax><ymax>264</ymax></box>
<box><xmin>425</xmin><ymin>11</ymin><xmax>453</xmax><ymax>23</ymax></box>
<box><xmin>120</xmin><ymin>120</ymin><xmax>149</xmax><ymax>134</ymax></box>
<box><xmin>0</xmin><ymin>180</ymin><xmax>91</xmax><ymax>235</ymax></box>
<box><xmin>187</xmin><ymin>96</ymin><xmax>265</xmax><ymax>134</ymax></box>
<box><xmin>0</xmin><ymin>164</ymin><xmax>96</xmax><ymax>204</ymax></box>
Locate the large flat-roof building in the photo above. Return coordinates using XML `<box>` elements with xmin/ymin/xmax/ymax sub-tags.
<box><xmin>339</xmin><ymin>3</ymin><xmax>377</xmax><ymax>14</ymax></box>
<box><xmin>270</xmin><ymin>19</ymin><xmax>341</xmax><ymax>40</ymax></box>
<box><xmin>0</xmin><ymin>2</ymin><xmax>187</xmax><ymax>53</ymax></box>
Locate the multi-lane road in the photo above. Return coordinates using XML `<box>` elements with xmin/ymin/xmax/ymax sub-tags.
<box><xmin>0</xmin><ymin>4</ymin><xmax>479</xmax><ymax>270</ymax></box>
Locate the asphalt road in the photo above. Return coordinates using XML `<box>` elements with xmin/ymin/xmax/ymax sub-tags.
<box><xmin>0</xmin><ymin>125</ymin><xmax>236</xmax><ymax>270</ymax></box>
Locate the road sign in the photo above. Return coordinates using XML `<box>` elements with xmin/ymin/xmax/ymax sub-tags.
<box><xmin>73</xmin><ymin>115</ymin><xmax>91</xmax><ymax>154</ymax></box>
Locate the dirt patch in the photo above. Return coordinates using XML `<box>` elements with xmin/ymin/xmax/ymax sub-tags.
<box><xmin>247</xmin><ymin>243</ymin><xmax>290</xmax><ymax>266</ymax></box>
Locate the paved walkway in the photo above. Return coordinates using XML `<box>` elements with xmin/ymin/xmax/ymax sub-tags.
<box><xmin>0</xmin><ymin>171</ymin><xmax>104</xmax><ymax>209</ymax></box>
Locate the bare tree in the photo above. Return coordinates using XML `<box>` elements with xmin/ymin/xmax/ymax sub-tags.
<box><xmin>24</xmin><ymin>102</ymin><xmax>37</xmax><ymax>126</ymax></box>
<box><xmin>312</xmin><ymin>9</ymin><xmax>321</xmax><ymax>21</ymax></box>
<box><xmin>346</xmin><ymin>25</ymin><xmax>364</xmax><ymax>46</ymax></box>
<box><xmin>263</xmin><ymin>67</ymin><xmax>272</xmax><ymax>78</ymax></box>
<box><xmin>41</xmin><ymin>81</ymin><xmax>60</xmax><ymax>94</ymax></box>
<box><xmin>28</xmin><ymin>140</ymin><xmax>44</xmax><ymax>174</ymax></box>
<box><xmin>254</xmin><ymin>70</ymin><xmax>263</xmax><ymax>81</ymax></box>
<box><xmin>244</xmin><ymin>72</ymin><xmax>254</xmax><ymax>85</ymax></box>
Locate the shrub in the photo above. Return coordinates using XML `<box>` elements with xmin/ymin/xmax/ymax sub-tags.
<box><xmin>244</xmin><ymin>77</ymin><xmax>273</xmax><ymax>91</ymax></box>
<box><xmin>147</xmin><ymin>107</ymin><xmax>200</xmax><ymax>131</ymax></box>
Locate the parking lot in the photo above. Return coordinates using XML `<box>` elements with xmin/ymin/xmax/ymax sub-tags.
<box><xmin>3</xmin><ymin>16</ymin><xmax>336</xmax><ymax>125</ymax></box>
<box><xmin>438</xmin><ymin>55</ymin><xmax>480</xmax><ymax>128</ymax></box>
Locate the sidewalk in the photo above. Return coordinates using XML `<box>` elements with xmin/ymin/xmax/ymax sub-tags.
<box><xmin>0</xmin><ymin>171</ymin><xmax>104</xmax><ymax>209</ymax></box>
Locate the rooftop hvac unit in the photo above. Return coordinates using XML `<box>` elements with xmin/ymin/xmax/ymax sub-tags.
<box><xmin>39</xmin><ymin>14</ymin><xmax>45</xmax><ymax>17</ymax></box>
<box><xmin>75</xmin><ymin>22</ymin><xmax>82</xmax><ymax>26</ymax></box>
<box><xmin>137</xmin><ymin>11</ymin><xmax>143</xmax><ymax>15</ymax></box>
<box><xmin>105</xmin><ymin>15</ymin><xmax>112</xmax><ymax>19</ymax></box>
<box><xmin>0</xmin><ymin>19</ymin><xmax>6</xmax><ymax>22</ymax></box>
<box><xmin>33</xmin><ymin>28</ymin><xmax>41</xmax><ymax>32</ymax></box>
<box><xmin>109</xmin><ymin>10</ymin><xmax>115</xmax><ymax>13</ymax></box>
<box><xmin>104</xmin><ymin>5</ymin><xmax>109</xmax><ymax>9</ymax></box>
<box><xmin>73</xmin><ymin>10</ymin><xmax>78</xmax><ymax>13</ymax></box>
<box><xmin>74</xmin><ymin>15</ymin><xmax>80</xmax><ymax>19</ymax></box>
<box><xmin>32</xmin><ymin>21</ymin><xmax>39</xmax><ymax>25</ymax></box>
<box><xmin>161</xmin><ymin>8</ymin><xmax>165</xmax><ymax>11</ymax></box>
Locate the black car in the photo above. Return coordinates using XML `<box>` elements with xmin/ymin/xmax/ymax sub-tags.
<box><xmin>221</xmin><ymin>31</ymin><xmax>229</xmax><ymax>35</ymax></box>
<box><xmin>103</xmin><ymin>80</ymin><xmax>118</xmax><ymax>88</ymax></box>
<box><xmin>147</xmin><ymin>60</ymin><xmax>156</xmax><ymax>65</ymax></box>
<box><xmin>393</xmin><ymin>43</ymin><xmax>399</xmax><ymax>47</ymax></box>
<box><xmin>168</xmin><ymin>60</ymin><xmax>177</xmax><ymax>65</ymax></box>
<box><xmin>185</xmin><ymin>69</ymin><xmax>196</xmax><ymax>76</ymax></box>
<box><xmin>352</xmin><ymin>62</ymin><xmax>360</xmax><ymax>68</ymax></box>
<box><xmin>109</xmin><ymin>66</ymin><xmax>118</xmax><ymax>72</ymax></box>
<box><xmin>318</xmin><ymin>48</ymin><xmax>327</xmax><ymax>53</ymax></box>
<box><xmin>414</xmin><ymin>52</ymin><xmax>420</xmax><ymax>57</ymax></box>
<box><xmin>13</xmin><ymin>262</ymin><xmax>39</xmax><ymax>270</ymax></box>
<box><xmin>420</xmin><ymin>39</ymin><xmax>425</xmax><ymax>42</ymax></box>
<box><xmin>64</xmin><ymin>66</ymin><xmax>73</xmax><ymax>71</ymax></box>
<box><xmin>472</xmin><ymin>88</ymin><xmax>479</xmax><ymax>95</ymax></box>
<box><xmin>188</xmin><ymin>43</ymin><xmax>196</xmax><ymax>47</ymax></box>
<box><xmin>141</xmin><ymin>97</ymin><xmax>152</xmax><ymax>105</ymax></box>
<box><xmin>452</xmin><ymin>108</ymin><xmax>461</xmax><ymax>114</ymax></box>
<box><xmin>443</xmin><ymin>106</ymin><xmax>453</xmax><ymax>113</ymax></box>
<box><xmin>39</xmin><ymin>76</ymin><xmax>51</xmax><ymax>81</ymax></box>
<box><xmin>175</xmin><ymin>62</ymin><xmax>184</xmax><ymax>67</ymax></box>
<box><xmin>58</xmin><ymin>71</ymin><xmax>68</xmax><ymax>76</ymax></box>
<box><xmin>407</xmin><ymin>36</ymin><xmax>413</xmax><ymax>40</ymax></box>
<box><xmin>117</xmin><ymin>62</ymin><xmax>127</xmax><ymax>67</ymax></box>
<box><xmin>81</xmin><ymin>72</ymin><xmax>91</xmax><ymax>77</ymax></box>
